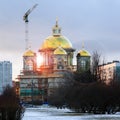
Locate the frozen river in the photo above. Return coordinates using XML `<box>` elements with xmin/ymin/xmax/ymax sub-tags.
<box><xmin>22</xmin><ymin>106</ymin><xmax>120</xmax><ymax>120</ymax></box>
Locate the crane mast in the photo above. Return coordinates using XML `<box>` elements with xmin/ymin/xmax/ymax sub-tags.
<box><xmin>23</xmin><ymin>4</ymin><xmax>38</xmax><ymax>50</ymax></box>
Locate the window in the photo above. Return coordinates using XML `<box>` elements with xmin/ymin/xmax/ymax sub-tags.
<box><xmin>26</xmin><ymin>60</ymin><xmax>33</xmax><ymax>70</ymax></box>
<box><xmin>57</xmin><ymin>62</ymin><xmax>64</xmax><ymax>69</ymax></box>
<box><xmin>81</xmin><ymin>60</ymin><xmax>86</xmax><ymax>68</ymax></box>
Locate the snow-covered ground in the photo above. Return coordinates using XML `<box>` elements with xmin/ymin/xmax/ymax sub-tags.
<box><xmin>22</xmin><ymin>105</ymin><xmax>120</xmax><ymax>120</ymax></box>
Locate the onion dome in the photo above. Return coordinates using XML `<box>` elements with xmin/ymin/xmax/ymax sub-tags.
<box><xmin>41</xmin><ymin>36</ymin><xmax>72</xmax><ymax>49</ymax></box>
<box><xmin>40</xmin><ymin>19</ymin><xmax>72</xmax><ymax>50</ymax></box>
<box><xmin>77</xmin><ymin>49</ymin><xmax>90</xmax><ymax>57</ymax></box>
<box><xmin>77</xmin><ymin>42</ymin><xmax>90</xmax><ymax>57</ymax></box>
<box><xmin>54</xmin><ymin>46</ymin><xmax>67</xmax><ymax>55</ymax></box>
<box><xmin>23</xmin><ymin>49</ymin><xmax>35</xmax><ymax>57</ymax></box>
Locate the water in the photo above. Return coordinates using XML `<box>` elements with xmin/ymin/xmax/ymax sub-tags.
<box><xmin>22</xmin><ymin>106</ymin><xmax>120</xmax><ymax>120</ymax></box>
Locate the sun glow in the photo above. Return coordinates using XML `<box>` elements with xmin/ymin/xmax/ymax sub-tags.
<box><xmin>37</xmin><ymin>54</ymin><xmax>44</xmax><ymax>67</ymax></box>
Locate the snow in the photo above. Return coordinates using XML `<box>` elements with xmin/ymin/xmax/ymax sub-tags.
<box><xmin>22</xmin><ymin>105</ymin><xmax>120</xmax><ymax>120</ymax></box>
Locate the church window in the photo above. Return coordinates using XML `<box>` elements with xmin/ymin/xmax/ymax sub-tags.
<box><xmin>25</xmin><ymin>60</ymin><xmax>33</xmax><ymax>70</ymax></box>
<box><xmin>57</xmin><ymin>62</ymin><xmax>64</xmax><ymax>69</ymax></box>
<box><xmin>59</xmin><ymin>29</ymin><xmax>61</xmax><ymax>33</ymax></box>
<box><xmin>53</xmin><ymin>29</ymin><xmax>55</xmax><ymax>33</ymax></box>
<box><xmin>81</xmin><ymin>60</ymin><xmax>86</xmax><ymax>68</ymax></box>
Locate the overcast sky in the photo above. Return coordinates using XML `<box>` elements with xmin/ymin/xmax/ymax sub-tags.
<box><xmin>0</xmin><ymin>0</ymin><xmax>120</xmax><ymax>80</ymax></box>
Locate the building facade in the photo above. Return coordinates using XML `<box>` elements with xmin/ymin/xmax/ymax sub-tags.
<box><xmin>98</xmin><ymin>61</ymin><xmax>120</xmax><ymax>84</ymax></box>
<box><xmin>0</xmin><ymin>61</ymin><xmax>12</xmax><ymax>94</ymax></box>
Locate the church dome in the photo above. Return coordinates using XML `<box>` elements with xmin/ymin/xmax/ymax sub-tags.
<box><xmin>39</xmin><ymin>20</ymin><xmax>72</xmax><ymax>50</ymax></box>
<box><xmin>77</xmin><ymin>49</ymin><xmax>90</xmax><ymax>57</ymax></box>
<box><xmin>54</xmin><ymin>46</ymin><xmax>67</xmax><ymax>55</ymax></box>
<box><xmin>23</xmin><ymin>49</ymin><xmax>35</xmax><ymax>57</ymax></box>
<box><xmin>40</xmin><ymin>36</ymin><xmax>72</xmax><ymax>49</ymax></box>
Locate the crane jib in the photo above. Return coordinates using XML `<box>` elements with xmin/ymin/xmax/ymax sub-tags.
<box><xmin>23</xmin><ymin>4</ymin><xmax>38</xmax><ymax>22</ymax></box>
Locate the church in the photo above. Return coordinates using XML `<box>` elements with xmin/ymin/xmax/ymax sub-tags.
<box><xmin>17</xmin><ymin>20</ymin><xmax>91</xmax><ymax>103</ymax></box>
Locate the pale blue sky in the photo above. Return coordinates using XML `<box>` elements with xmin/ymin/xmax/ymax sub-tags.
<box><xmin>0</xmin><ymin>0</ymin><xmax>120</xmax><ymax>79</ymax></box>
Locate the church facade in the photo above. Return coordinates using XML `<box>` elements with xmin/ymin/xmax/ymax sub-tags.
<box><xmin>17</xmin><ymin>20</ymin><xmax>91</xmax><ymax>103</ymax></box>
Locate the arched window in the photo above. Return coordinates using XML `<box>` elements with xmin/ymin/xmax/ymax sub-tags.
<box><xmin>81</xmin><ymin>60</ymin><xmax>86</xmax><ymax>69</ymax></box>
<box><xmin>26</xmin><ymin>60</ymin><xmax>33</xmax><ymax>70</ymax></box>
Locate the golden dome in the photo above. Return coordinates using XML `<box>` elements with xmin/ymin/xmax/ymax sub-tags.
<box><xmin>54</xmin><ymin>46</ymin><xmax>67</xmax><ymax>55</ymax></box>
<box><xmin>40</xmin><ymin>35</ymin><xmax>72</xmax><ymax>49</ymax></box>
<box><xmin>23</xmin><ymin>50</ymin><xmax>35</xmax><ymax>57</ymax></box>
<box><xmin>77</xmin><ymin>49</ymin><xmax>90</xmax><ymax>57</ymax></box>
<box><xmin>40</xmin><ymin>20</ymin><xmax>73</xmax><ymax>50</ymax></box>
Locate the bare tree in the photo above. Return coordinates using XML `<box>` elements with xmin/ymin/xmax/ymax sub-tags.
<box><xmin>91</xmin><ymin>51</ymin><xmax>101</xmax><ymax>81</ymax></box>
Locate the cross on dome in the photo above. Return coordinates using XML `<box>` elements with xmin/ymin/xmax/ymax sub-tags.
<box><xmin>52</xmin><ymin>18</ymin><xmax>61</xmax><ymax>36</ymax></box>
<box><xmin>82</xmin><ymin>40</ymin><xmax>85</xmax><ymax>49</ymax></box>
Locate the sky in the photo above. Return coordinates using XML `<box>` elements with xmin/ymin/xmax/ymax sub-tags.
<box><xmin>0</xmin><ymin>0</ymin><xmax>120</xmax><ymax>80</ymax></box>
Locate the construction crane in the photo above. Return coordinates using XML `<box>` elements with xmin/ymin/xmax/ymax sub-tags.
<box><xmin>23</xmin><ymin>4</ymin><xmax>38</xmax><ymax>50</ymax></box>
